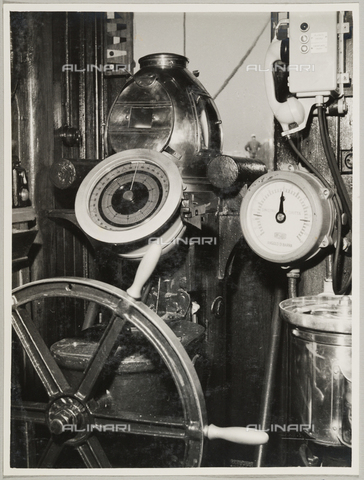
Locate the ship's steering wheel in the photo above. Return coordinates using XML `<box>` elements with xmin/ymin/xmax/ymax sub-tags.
<box><xmin>11</xmin><ymin>245</ymin><xmax>267</xmax><ymax>468</ymax></box>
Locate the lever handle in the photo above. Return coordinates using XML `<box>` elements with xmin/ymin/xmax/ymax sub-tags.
<box><xmin>204</xmin><ymin>424</ymin><xmax>268</xmax><ymax>445</ymax></box>
<box><xmin>127</xmin><ymin>243</ymin><xmax>162</xmax><ymax>300</ymax></box>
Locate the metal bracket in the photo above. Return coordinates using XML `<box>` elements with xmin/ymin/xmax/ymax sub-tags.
<box><xmin>181</xmin><ymin>193</ymin><xmax>211</xmax><ymax>230</ymax></box>
<box><xmin>337</xmin><ymin>22</ymin><xmax>350</xmax><ymax>34</ymax></box>
<box><xmin>337</xmin><ymin>73</ymin><xmax>350</xmax><ymax>85</ymax></box>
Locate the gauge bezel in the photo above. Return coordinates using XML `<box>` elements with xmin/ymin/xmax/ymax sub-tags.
<box><xmin>117</xmin><ymin>216</ymin><xmax>186</xmax><ymax>260</ymax></box>
<box><xmin>75</xmin><ymin>149</ymin><xmax>183</xmax><ymax>244</ymax></box>
<box><xmin>240</xmin><ymin>170</ymin><xmax>335</xmax><ymax>265</ymax></box>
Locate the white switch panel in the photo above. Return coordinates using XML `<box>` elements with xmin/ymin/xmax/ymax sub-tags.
<box><xmin>289</xmin><ymin>12</ymin><xmax>338</xmax><ymax>97</ymax></box>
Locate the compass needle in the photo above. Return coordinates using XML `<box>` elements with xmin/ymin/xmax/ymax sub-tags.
<box><xmin>130</xmin><ymin>162</ymin><xmax>140</xmax><ymax>191</ymax></box>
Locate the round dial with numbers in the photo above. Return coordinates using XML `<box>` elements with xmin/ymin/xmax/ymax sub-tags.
<box><xmin>240</xmin><ymin>170</ymin><xmax>336</xmax><ymax>265</ymax></box>
<box><xmin>90</xmin><ymin>160</ymin><xmax>169</xmax><ymax>229</ymax></box>
<box><xmin>75</xmin><ymin>149</ymin><xmax>183</xmax><ymax>245</ymax></box>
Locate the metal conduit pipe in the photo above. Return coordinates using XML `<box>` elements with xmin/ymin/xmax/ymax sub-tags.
<box><xmin>207</xmin><ymin>155</ymin><xmax>267</xmax><ymax>191</ymax></box>
<box><xmin>254</xmin><ymin>269</ymin><xmax>299</xmax><ymax>466</ymax></box>
<box><xmin>254</xmin><ymin>284</ymin><xmax>286</xmax><ymax>467</ymax></box>
<box><xmin>287</xmin><ymin>269</ymin><xmax>300</xmax><ymax>299</ymax></box>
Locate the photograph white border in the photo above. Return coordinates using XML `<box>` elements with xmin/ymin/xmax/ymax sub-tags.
<box><xmin>2</xmin><ymin>2</ymin><xmax>362</xmax><ymax>479</ymax></box>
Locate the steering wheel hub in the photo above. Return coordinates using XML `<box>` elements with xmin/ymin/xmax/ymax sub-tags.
<box><xmin>47</xmin><ymin>396</ymin><xmax>87</xmax><ymax>436</ymax></box>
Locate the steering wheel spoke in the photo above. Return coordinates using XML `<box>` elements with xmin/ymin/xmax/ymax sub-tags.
<box><xmin>77</xmin><ymin>436</ymin><xmax>113</xmax><ymax>468</ymax></box>
<box><xmin>12</xmin><ymin>308</ymin><xmax>72</xmax><ymax>397</ymax></box>
<box><xmin>92</xmin><ymin>410</ymin><xmax>187</xmax><ymax>440</ymax></box>
<box><xmin>12</xmin><ymin>401</ymin><xmax>48</xmax><ymax>424</ymax></box>
<box><xmin>37</xmin><ymin>438</ymin><xmax>65</xmax><ymax>468</ymax></box>
<box><xmin>75</xmin><ymin>314</ymin><xmax>127</xmax><ymax>402</ymax></box>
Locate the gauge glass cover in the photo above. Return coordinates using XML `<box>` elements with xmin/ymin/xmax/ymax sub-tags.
<box><xmin>246</xmin><ymin>180</ymin><xmax>313</xmax><ymax>255</ymax></box>
<box><xmin>90</xmin><ymin>161</ymin><xmax>169</xmax><ymax>230</ymax></box>
<box><xmin>240</xmin><ymin>171</ymin><xmax>335</xmax><ymax>264</ymax></box>
<box><xmin>75</xmin><ymin>149</ymin><xmax>183</xmax><ymax>244</ymax></box>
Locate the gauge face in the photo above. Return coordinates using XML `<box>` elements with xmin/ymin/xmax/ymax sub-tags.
<box><xmin>75</xmin><ymin>149</ymin><xmax>183</xmax><ymax>245</ymax></box>
<box><xmin>90</xmin><ymin>161</ymin><xmax>169</xmax><ymax>230</ymax></box>
<box><xmin>240</xmin><ymin>171</ymin><xmax>335</xmax><ymax>264</ymax></box>
<box><xmin>246</xmin><ymin>180</ymin><xmax>313</xmax><ymax>256</ymax></box>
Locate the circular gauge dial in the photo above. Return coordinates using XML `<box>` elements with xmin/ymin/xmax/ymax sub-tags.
<box><xmin>75</xmin><ymin>149</ymin><xmax>183</xmax><ymax>245</ymax></box>
<box><xmin>240</xmin><ymin>171</ymin><xmax>335</xmax><ymax>264</ymax></box>
<box><xmin>247</xmin><ymin>180</ymin><xmax>313</xmax><ymax>255</ymax></box>
<box><xmin>90</xmin><ymin>161</ymin><xmax>169</xmax><ymax>230</ymax></box>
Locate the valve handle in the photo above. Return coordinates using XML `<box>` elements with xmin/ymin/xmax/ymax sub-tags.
<box><xmin>127</xmin><ymin>243</ymin><xmax>162</xmax><ymax>300</ymax></box>
<box><xmin>204</xmin><ymin>424</ymin><xmax>268</xmax><ymax>445</ymax></box>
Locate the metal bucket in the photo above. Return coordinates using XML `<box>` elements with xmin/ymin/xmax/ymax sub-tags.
<box><xmin>51</xmin><ymin>320</ymin><xmax>205</xmax><ymax>417</ymax></box>
<box><xmin>280</xmin><ymin>295</ymin><xmax>352</xmax><ymax>447</ymax></box>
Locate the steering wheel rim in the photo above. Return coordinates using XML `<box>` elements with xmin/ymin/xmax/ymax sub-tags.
<box><xmin>11</xmin><ymin>277</ymin><xmax>207</xmax><ymax>468</ymax></box>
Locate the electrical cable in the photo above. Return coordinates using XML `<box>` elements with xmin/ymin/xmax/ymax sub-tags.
<box><xmin>213</xmin><ymin>17</ymin><xmax>270</xmax><ymax>100</ymax></box>
<box><xmin>287</xmin><ymin>137</ymin><xmax>331</xmax><ymax>190</ymax></box>
<box><xmin>317</xmin><ymin>105</ymin><xmax>352</xmax><ymax>228</ymax></box>
<box><xmin>286</xmin><ymin>137</ymin><xmax>351</xmax><ymax>294</ymax></box>
<box><xmin>183</xmin><ymin>13</ymin><xmax>186</xmax><ymax>57</ymax></box>
<box><xmin>317</xmin><ymin>106</ymin><xmax>352</xmax><ymax>293</ymax></box>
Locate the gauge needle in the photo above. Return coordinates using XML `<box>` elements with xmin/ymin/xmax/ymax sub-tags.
<box><xmin>275</xmin><ymin>192</ymin><xmax>286</xmax><ymax>224</ymax></box>
<box><xmin>130</xmin><ymin>163</ymin><xmax>139</xmax><ymax>191</ymax></box>
<box><xmin>123</xmin><ymin>163</ymin><xmax>139</xmax><ymax>203</ymax></box>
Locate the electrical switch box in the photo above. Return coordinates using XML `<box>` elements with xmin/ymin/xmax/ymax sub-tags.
<box><xmin>289</xmin><ymin>12</ymin><xmax>338</xmax><ymax>97</ymax></box>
